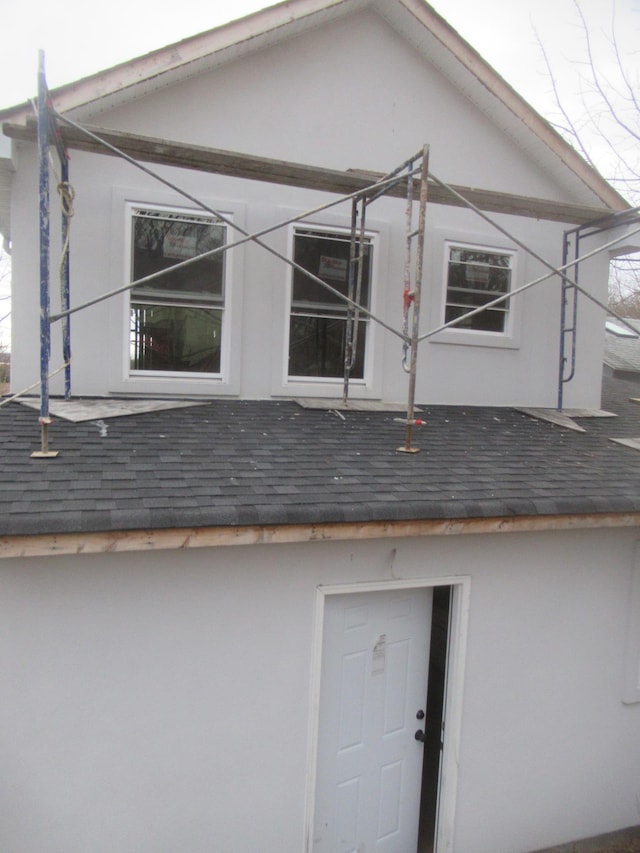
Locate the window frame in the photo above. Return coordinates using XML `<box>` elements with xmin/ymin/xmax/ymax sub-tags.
<box><xmin>284</xmin><ymin>222</ymin><xmax>377</xmax><ymax>388</ymax></box>
<box><xmin>125</xmin><ymin>202</ymin><xmax>232</xmax><ymax>381</ymax></box>
<box><xmin>436</xmin><ymin>239</ymin><xmax>520</xmax><ymax>349</ymax></box>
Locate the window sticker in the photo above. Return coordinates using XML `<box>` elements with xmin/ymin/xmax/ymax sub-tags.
<box><xmin>319</xmin><ymin>255</ymin><xmax>348</xmax><ymax>281</ymax></box>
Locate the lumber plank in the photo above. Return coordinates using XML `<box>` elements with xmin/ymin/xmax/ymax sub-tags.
<box><xmin>3</xmin><ymin>120</ymin><xmax>614</xmax><ymax>224</ymax></box>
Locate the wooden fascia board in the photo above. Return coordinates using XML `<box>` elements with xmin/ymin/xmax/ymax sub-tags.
<box><xmin>2</xmin><ymin>513</ymin><xmax>640</xmax><ymax>559</ymax></box>
<box><xmin>2</xmin><ymin>121</ymin><xmax>614</xmax><ymax>224</ymax></box>
<box><xmin>395</xmin><ymin>0</ymin><xmax>628</xmax><ymax>213</ymax></box>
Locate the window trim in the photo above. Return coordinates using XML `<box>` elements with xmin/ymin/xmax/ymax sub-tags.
<box><xmin>125</xmin><ymin>201</ymin><xmax>232</xmax><ymax>382</ymax></box>
<box><xmin>283</xmin><ymin>222</ymin><xmax>379</xmax><ymax>390</ymax></box>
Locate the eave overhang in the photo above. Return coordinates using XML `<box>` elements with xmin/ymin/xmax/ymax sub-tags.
<box><xmin>3</xmin><ymin>512</ymin><xmax>640</xmax><ymax>559</ymax></box>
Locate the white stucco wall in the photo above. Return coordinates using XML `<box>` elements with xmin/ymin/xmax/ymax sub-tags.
<box><xmin>1</xmin><ymin>527</ymin><xmax>639</xmax><ymax>853</ymax></box>
<box><xmin>8</xmin><ymin>10</ymin><xmax>611</xmax><ymax>406</ymax></box>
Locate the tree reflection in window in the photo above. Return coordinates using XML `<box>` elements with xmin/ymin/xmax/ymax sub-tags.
<box><xmin>129</xmin><ymin>208</ymin><xmax>226</xmax><ymax>374</ymax></box>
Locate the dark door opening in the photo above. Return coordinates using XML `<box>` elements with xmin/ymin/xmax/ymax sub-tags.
<box><xmin>418</xmin><ymin>585</ymin><xmax>452</xmax><ymax>853</ymax></box>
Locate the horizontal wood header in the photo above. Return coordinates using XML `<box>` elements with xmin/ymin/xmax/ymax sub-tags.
<box><xmin>3</xmin><ymin>120</ymin><xmax>616</xmax><ymax>224</ymax></box>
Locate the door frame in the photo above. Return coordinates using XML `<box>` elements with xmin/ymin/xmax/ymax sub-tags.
<box><xmin>303</xmin><ymin>576</ymin><xmax>471</xmax><ymax>853</ymax></box>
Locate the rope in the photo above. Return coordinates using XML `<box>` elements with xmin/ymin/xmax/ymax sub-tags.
<box><xmin>57</xmin><ymin>180</ymin><xmax>75</xmax><ymax>301</ymax></box>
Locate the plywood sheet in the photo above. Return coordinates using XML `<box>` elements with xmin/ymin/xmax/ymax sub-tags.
<box><xmin>18</xmin><ymin>398</ymin><xmax>208</xmax><ymax>423</ymax></box>
<box><xmin>295</xmin><ymin>398</ymin><xmax>419</xmax><ymax>412</ymax></box>
<box><xmin>610</xmin><ymin>437</ymin><xmax>640</xmax><ymax>451</ymax></box>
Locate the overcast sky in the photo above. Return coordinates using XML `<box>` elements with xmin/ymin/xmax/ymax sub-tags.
<box><xmin>0</xmin><ymin>0</ymin><xmax>638</xmax><ymax>347</ymax></box>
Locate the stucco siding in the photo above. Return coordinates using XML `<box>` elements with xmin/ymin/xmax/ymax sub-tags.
<box><xmin>0</xmin><ymin>528</ymin><xmax>638</xmax><ymax>852</ymax></box>
<box><xmin>8</xmin><ymin>10</ymin><xmax>610</xmax><ymax>405</ymax></box>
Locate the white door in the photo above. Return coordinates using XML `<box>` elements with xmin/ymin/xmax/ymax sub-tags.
<box><xmin>313</xmin><ymin>588</ymin><xmax>433</xmax><ymax>852</ymax></box>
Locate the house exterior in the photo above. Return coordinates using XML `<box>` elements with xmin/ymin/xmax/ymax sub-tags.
<box><xmin>1</xmin><ymin>0</ymin><xmax>636</xmax><ymax>409</ymax></box>
<box><xmin>1</xmin><ymin>2</ymin><xmax>640</xmax><ymax>853</ymax></box>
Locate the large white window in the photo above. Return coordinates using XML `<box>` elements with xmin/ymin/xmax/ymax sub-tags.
<box><xmin>444</xmin><ymin>243</ymin><xmax>515</xmax><ymax>334</ymax></box>
<box><xmin>129</xmin><ymin>206</ymin><xmax>227</xmax><ymax>375</ymax></box>
<box><xmin>288</xmin><ymin>228</ymin><xmax>372</xmax><ymax>380</ymax></box>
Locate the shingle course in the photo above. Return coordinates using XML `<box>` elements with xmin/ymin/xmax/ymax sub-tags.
<box><xmin>1</xmin><ymin>374</ymin><xmax>640</xmax><ymax>537</ymax></box>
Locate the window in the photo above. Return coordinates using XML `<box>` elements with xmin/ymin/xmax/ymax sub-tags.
<box><xmin>129</xmin><ymin>207</ymin><xmax>227</xmax><ymax>374</ymax></box>
<box><xmin>445</xmin><ymin>244</ymin><xmax>514</xmax><ymax>333</ymax></box>
<box><xmin>288</xmin><ymin>228</ymin><xmax>372</xmax><ymax>379</ymax></box>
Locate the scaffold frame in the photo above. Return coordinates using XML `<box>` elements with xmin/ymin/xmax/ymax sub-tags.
<box><xmin>11</xmin><ymin>53</ymin><xmax>640</xmax><ymax>457</ymax></box>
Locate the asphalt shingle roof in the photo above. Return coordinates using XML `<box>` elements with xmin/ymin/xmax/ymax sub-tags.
<box><xmin>1</xmin><ymin>374</ymin><xmax>640</xmax><ymax>537</ymax></box>
<box><xmin>604</xmin><ymin>317</ymin><xmax>640</xmax><ymax>376</ymax></box>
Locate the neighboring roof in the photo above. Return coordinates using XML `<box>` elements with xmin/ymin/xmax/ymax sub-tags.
<box><xmin>1</xmin><ymin>373</ymin><xmax>640</xmax><ymax>545</ymax></box>
<box><xmin>604</xmin><ymin>317</ymin><xmax>640</xmax><ymax>377</ymax></box>
<box><xmin>0</xmin><ymin>0</ymin><xmax>628</xmax><ymax>213</ymax></box>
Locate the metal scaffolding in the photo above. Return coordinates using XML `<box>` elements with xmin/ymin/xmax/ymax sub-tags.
<box><xmin>19</xmin><ymin>54</ymin><xmax>640</xmax><ymax>458</ymax></box>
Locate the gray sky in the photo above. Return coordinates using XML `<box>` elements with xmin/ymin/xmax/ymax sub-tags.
<box><xmin>0</xmin><ymin>0</ymin><xmax>638</xmax><ymax>348</ymax></box>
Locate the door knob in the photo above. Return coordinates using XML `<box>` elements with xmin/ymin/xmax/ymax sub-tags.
<box><xmin>415</xmin><ymin>729</ymin><xmax>425</xmax><ymax>742</ymax></box>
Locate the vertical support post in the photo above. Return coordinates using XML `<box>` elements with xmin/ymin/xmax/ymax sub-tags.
<box><xmin>398</xmin><ymin>145</ymin><xmax>429</xmax><ymax>454</ymax></box>
<box><xmin>557</xmin><ymin>233</ymin><xmax>569</xmax><ymax>411</ymax></box>
<box><xmin>401</xmin><ymin>154</ymin><xmax>414</xmax><ymax>374</ymax></box>
<box><xmin>557</xmin><ymin>229</ymin><xmax>579</xmax><ymax>412</ymax></box>
<box><xmin>33</xmin><ymin>50</ymin><xmax>58</xmax><ymax>458</ymax></box>
<box><xmin>342</xmin><ymin>198</ymin><xmax>368</xmax><ymax>405</ymax></box>
<box><xmin>343</xmin><ymin>199</ymin><xmax>359</xmax><ymax>404</ymax></box>
<box><xmin>60</xmin><ymin>156</ymin><xmax>71</xmax><ymax>399</ymax></box>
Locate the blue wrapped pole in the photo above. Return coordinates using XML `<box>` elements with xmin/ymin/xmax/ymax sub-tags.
<box><xmin>34</xmin><ymin>50</ymin><xmax>56</xmax><ymax>456</ymax></box>
<box><xmin>60</xmin><ymin>157</ymin><xmax>71</xmax><ymax>399</ymax></box>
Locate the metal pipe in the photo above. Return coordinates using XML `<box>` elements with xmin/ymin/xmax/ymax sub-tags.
<box><xmin>35</xmin><ymin>51</ymin><xmax>56</xmax><ymax>457</ymax></box>
<box><xmin>401</xmin><ymin>154</ymin><xmax>414</xmax><ymax>374</ymax></box>
<box><xmin>343</xmin><ymin>199</ymin><xmax>359</xmax><ymax>403</ymax></box>
<box><xmin>348</xmin><ymin>198</ymin><xmax>367</xmax><ymax>371</ymax></box>
<box><xmin>557</xmin><ymin>231</ymin><xmax>571</xmax><ymax>410</ymax></box>
<box><xmin>60</xmin><ymin>157</ymin><xmax>71</xmax><ymax>399</ymax></box>
<box><xmin>400</xmin><ymin>146</ymin><xmax>429</xmax><ymax>454</ymax></box>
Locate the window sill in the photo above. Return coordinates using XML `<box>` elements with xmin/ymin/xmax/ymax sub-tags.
<box><xmin>109</xmin><ymin>372</ymin><xmax>237</xmax><ymax>397</ymax></box>
<box><xmin>428</xmin><ymin>327</ymin><xmax>520</xmax><ymax>350</ymax></box>
<box><xmin>279</xmin><ymin>376</ymin><xmax>377</xmax><ymax>399</ymax></box>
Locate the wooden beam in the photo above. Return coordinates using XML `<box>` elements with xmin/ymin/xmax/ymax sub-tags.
<box><xmin>3</xmin><ymin>120</ymin><xmax>615</xmax><ymax>224</ymax></box>
<box><xmin>2</xmin><ymin>512</ymin><xmax>640</xmax><ymax>559</ymax></box>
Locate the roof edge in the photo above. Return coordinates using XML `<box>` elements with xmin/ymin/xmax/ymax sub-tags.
<box><xmin>0</xmin><ymin>0</ymin><xmax>628</xmax><ymax>212</ymax></box>
<box><xmin>391</xmin><ymin>0</ymin><xmax>628</xmax><ymax>211</ymax></box>
<box><xmin>0</xmin><ymin>0</ymin><xmax>354</xmax><ymax>122</ymax></box>
<box><xmin>3</xmin><ymin>512</ymin><xmax>640</xmax><ymax>558</ymax></box>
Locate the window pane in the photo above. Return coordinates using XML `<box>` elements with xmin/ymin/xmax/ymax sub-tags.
<box><xmin>292</xmin><ymin>231</ymin><xmax>371</xmax><ymax>313</ymax></box>
<box><xmin>130</xmin><ymin>304</ymin><xmax>222</xmax><ymax>373</ymax></box>
<box><xmin>446</xmin><ymin>246</ymin><xmax>512</xmax><ymax>332</ymax></box>
<box><xmin>444</xmin><ymin>304</ymin><xmax>506</xmax><ymax>332</ymax></box>
<box><xmin>131</xmin><ymin>210</ymin><xmax>225</xmax><ymax>303</ymax></box>
<box><xmin>288</xmin><ymin>315</ymin><xmax>367</xmax><ymax>378</ymax></box>
<box><xmin>289</xmin><ymin>229</ymin><xmax>372</xmax><ymax>379</ymax></box>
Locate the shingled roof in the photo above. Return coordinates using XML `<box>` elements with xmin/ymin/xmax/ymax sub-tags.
<box><xmin>1</xmin><ymin>373</ymin><xmax>640</xmax><ymax>542</ymax></box>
